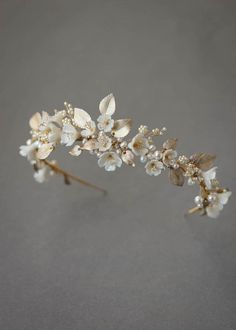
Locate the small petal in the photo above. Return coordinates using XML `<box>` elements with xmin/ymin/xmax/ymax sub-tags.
<box><xmin>83</xmin><ymin>139</ymin><xmax>98</xmax><ymax>150</ymax></box>
<box><xmin>218</xmin><ymin>191</ymin><xmax>232</xmax><ymax>205</ymax></box>
<box><xmin>202</xmin><ymin>167</ymin><xmax>217</xmax><ymax>189</ymax></box>
<box><xmin>122</xmin><ymin>150</ymin><xmax>134</xmax><ymax>165</ymax></box>
<box><xmin>81</xmin><ymin>121</ymin><xmax>96</xmax><ymax>137</ymax></box>
<box><xmin>61</xmin><ymin>124</ymin><xmax>79</xmax><ymax>146</ymax></box>
<box><xmin>206</xmin><ymin>204</ymin><xmax>221</xmax><ymax>218</ymax></box>
<box><xmin>69</xmin><ymin>145</ymin><xmax>82</xmax><ymax>156</ymax></box>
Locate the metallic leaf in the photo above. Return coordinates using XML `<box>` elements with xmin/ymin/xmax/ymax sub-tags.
<box><xmin>29</xmin><ymin>112</ymin><xmax>41</xmax><ymax>130</ymax></box>
<box><xmin>74</xmin><ymin>108</ymin><xmax>92</xmax><ymax>128</ymax></box>
<box><xmin>191</xmin><ymin>153</ymin><xmax>216</xmax><ymax>171</ymax></box>
<box><xmin>112</xmin><ymin>119</ymin><xmax>132</xmax><ymax>138</ymax></box>
<box><xmin>37</xmin><ymin>143</ymin><xmax>54</xmax><ymax>159</ymax></box>
<box><xmin>163</xmin><ymin>138</ymin><xmax>178</xmax><ymax>150</ymax></box>
<box><xmin>169</xmin><ymin>168</ymin><xmax>185</xmax><ymax>186</ymax></box>
<box><xmin>99</xmin><ymin>93</ymin><xmax>115</xmax><ymax>116</ymax></box>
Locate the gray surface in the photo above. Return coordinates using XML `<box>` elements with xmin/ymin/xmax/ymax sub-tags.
<box><xmin>0</xmin><ymin>0</ymin><xmax>236</xmax><ymax>329</ymax></box>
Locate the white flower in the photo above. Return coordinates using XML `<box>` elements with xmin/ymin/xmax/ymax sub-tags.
<box><xmin>128</xmin><ymin>134</ymin><xmax>149</xmax><ymax>156</ymax></box>
<box><xmin>206</xmin><ymin>191</ymin><xmax>232</xmax><ymax>218</ymax></box>
<box><xmin>29</xmin><ymin>111</ymin><xmax>63</xmax><ymax>145</ymax></box>
<box><xmin>98</xmin><ymin>152</ymin><xmax>122</xmax><ymax>171</ymax></box>
<box><xmin>97</xmin><ymin>132</ymin><xmax>112</xmax><ymax>151</ymax></box>
<box><xmin>97</xmin><ymin>114</ymin><xmax>114</xmax><ymax>132</ymax></box>
<box><xmin>202</xmin><ymin>167</ymin><xmax>217</xmax><ymax>189</ymax></box>
<box><xmin>145</xmin><ymin>160</ymin><xmax>164</xmax><ymax>176</ymax></box>
<box><xmin>61</xmin><ymin>124</ymin><xmax>79</xmax><ymax>146</ymax></box>
<box><xmin>162</xmin><ymin>149</ymin><xmax>178</xmax><ymax>167</ymax></box>
<box><xmin>19</xmin><ymin>141</ymin><xmax>39</xmax><ymax>164</ymax></box>
<box><xmin>34</xmin><ymin>163</ymin><xmax>55</xmax><ymax>183</ymax></box>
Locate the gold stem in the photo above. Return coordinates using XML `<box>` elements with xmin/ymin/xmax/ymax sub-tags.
<box><xmin>43</xmin><ymin>159</ymin><xmax>107</xmax><ymax>194</ymax></box>
<box><xmin>187</xmin><ymin>206</ymin><xmax>201</xmax><ymax>215</ymax></box>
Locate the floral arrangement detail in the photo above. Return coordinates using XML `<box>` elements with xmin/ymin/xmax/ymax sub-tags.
<box><xmin>19</xmin><ymin>93</ymin><xmax>232</xmax><ymax>218</ymax></box>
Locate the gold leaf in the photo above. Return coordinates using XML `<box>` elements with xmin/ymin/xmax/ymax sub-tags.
<box><xmin>74</xmin><ymin>108</ymin><xmax>92</xmax><ymax>128</ymax></box>
<box><xmin>112</xmin><ymin>119</ymin><xmax>132</xmax><ymax>138</ymax></box>
<box><xmin>29</xmin><ymin>112</ymin><xmax>41</xmax><ymax>130</ymax></box>
<box><xmin>191</xmin><ymin>153</ymin><xmax>216</xmax><ymax>170</ymax></box>
<box><xmin>163</xmin><ymin>138</ymin><xmax>178</xmax><ymax>150</ymax></box>
<box><xmin>37</xmin><ymin>143</ymin><xmax>54</xmax><ymax>159</ymax></box>
<box><xmin>169</xmin><ymin>168</ymin><xmax>185</xmax><ymax>186</ymax></box>
<box><xmin>99</xmin><ymin>93</ymin><xmax>115</xmax><ymax>116</ymax></box>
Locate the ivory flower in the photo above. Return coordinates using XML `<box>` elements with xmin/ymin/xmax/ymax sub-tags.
<box><xmin>145</xmin><ymin>160</ymin><xmax>164</xmax><ymax>176</ymax></box>
<box><xmin>97</xmin><ymin>114</ymin><xmax>114</xmax><ymax>132</ymax></box>
<box><xmin>206</xmin><ymin>191</ymin><xmax>232</xmax><ymax>218</ymax></box>
<box><xmin>97</xmin><ymin>132</ymin><xmax>112</xmax><ymax>152</ymax></box>
<box><xmin>128</xmin><ymin>134</ymin><xmax>149</xmax><ymax>156</ymax></box>
<box><xmin>162</xmin><ymin>149</ymin><xmax>178</xmax><ymax>167</ymax></box>
<box><xmin>61</xmin><ymin>124</ymin><xmax>79</xmax><ymax>146</ymax></box>
<box><xmin>98</xmin><ymin>152</ymin><xmax>122</xmax><ymax>171</ymax></box>
<box><xmin>19</xmin><ymin>141</ymin><xmax>39</xmax><ymax>164</ymax></box>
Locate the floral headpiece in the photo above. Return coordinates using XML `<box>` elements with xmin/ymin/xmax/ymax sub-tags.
<box><xmin>19</xmin><ymin>93</ymin><xmax>231</xmax><ymax>218</ymax></box>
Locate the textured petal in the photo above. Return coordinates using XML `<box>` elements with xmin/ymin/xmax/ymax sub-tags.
<box><xmin>99</xmin><ymin>93</ymin><xmax>115</xmax><ymax>116</ymax></box>
<box><xmin>51</xmin><ymin>111</ymin><xmax>65</xmax><ymax>126</ymax></box>
<box><xmin>202</xmin><ymin>167</ymin><xmax>217</xmax><ymax>189</ymax></box>
<box><xmin>206</xmin><ymin>204</ymin><xmax>221</xmax><ymax>218</ymax></box>
<box><xmin>61</xmin><ymin>124</ymin><xmax>78</xmax><ymax>146</ymax></box>
<box><xmin>98</xmin><ymin>154</ymin><xmax>107</xmax><ymax>167</ymax></box>
<box><xmin>74</xmin><ymin>108</ymin><xmax>91</xmax><ymax>128</ymax></box>
<box><xmin>34</xmin><ymin>167</ymin><xmax>47</xmax><ymax>183</ymax></box>
<box><xmin>69</xmin><ymin>145</ymin><xmax>82</xmax><ymax>156</ymax></box>
<box><xmin>218</xmin><ymin>191</ymin><xmax>232</xmax><ymax>205</ymax></box>
<box><xmin>48</xmin><ymin>123</ymin><xmax>61</xmax><ymax>143</ymax></box>
<box><xmin>83</xmin><ymin>139</ymin><xmax>98</xmax><ymax>150</ymax></box>
<box><xmin>105</xmin><ymin>164</ymin><xmax>116</xmax><ymax>171</ymax></box>
<box><xmin>115</xmin><ymin>154</ymin><xmax>122</xmax><ymax>167</ymax></box>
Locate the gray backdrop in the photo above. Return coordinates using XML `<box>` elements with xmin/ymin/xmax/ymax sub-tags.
<box><xmin>0</xmin><ymin>1</ymin><xmax>236</xmax><ymax>329</ymax></box>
